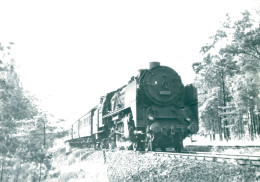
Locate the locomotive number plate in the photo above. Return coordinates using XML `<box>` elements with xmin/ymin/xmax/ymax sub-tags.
<box><xmin>159</xmin><ymin>91</ymin><xmax>171</xmax><ymax>95</ymax></box>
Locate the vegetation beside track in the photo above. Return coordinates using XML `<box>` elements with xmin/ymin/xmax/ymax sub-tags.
<box><xmin>45</xmin><ymin>145</ymin><xmax>260</xmax><ymax>182</ymax></box>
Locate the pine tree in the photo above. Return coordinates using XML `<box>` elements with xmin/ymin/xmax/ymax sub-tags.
<box><xmin>194</xmin><ymin>10</ymin><xmax>260</xmax><ymax>141</ymax></box>
<box><xmin>0</xmin><ymin>42</ymin><xmax>68</xmax><ymax>181</ymax></box>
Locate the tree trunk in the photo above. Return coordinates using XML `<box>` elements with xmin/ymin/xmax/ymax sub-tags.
<box><xmin>252</xmin><ymin>106</ymin><xmax>258</xmax><ymax>138</ymax></box>
<box><xmin>239</xmin><ymin>114</ymin><xmax>244</xmax><ymax>139</ymax></box>
<box><xmin>39</xmin><ymin>117</ymin><xmax>46</xmax><ymax>182</ymax></box>
<box><xmin>216</xmin><ymin>109</ymin><xmax>222</xmax><ymax>141</ymax></box>
<box><xmin>213</xmin><ymin>120</ymin><xmax>216</xmax><ymax>140</ymax></box>
<box><xmin>0</xmin><ymin>158</ymin><xmax>4</xmax><ymax>182</ymax></box>
<box><xmin>218</xmin><ymin>115</ymin><xmax>223</xmax><ymax>141</ymax></box>
<box><xmin>14</xmin><ymin>160</ymin><xmax>21</xmax><ymax>182</ymax></box>
<box><xmin>39</xmin><ymin>161</ymin><xmax>42</xmax><ymax>182</ymax></box>
<box><xmin>247</xmin><ymin>110</ymin><xmax>252</xmax><ymax>140</ymax></box>
<box><xmin>250</xmin><ymin>106</ymin><xmax>255</xmax><ymax>140</ymax></box>
<box><xmin>256</xmin><ymin>110</ymin><xmax>260</xmax><ymax>136</ymax></box>
<box><xmin>43</xmin><ymin>121</ymin><xmax>46</xmax><ymax>149</ymax></box>
<box><xmin>220</xmin><ymin>68</ymin><xmax>231</xmax><ymax>141</ymax></box>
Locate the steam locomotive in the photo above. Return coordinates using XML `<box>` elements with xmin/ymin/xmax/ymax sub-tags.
<box><xmin>67</xmin><ymin>62</ymin><xmax>198</xmax><ymax>152</ymax></box>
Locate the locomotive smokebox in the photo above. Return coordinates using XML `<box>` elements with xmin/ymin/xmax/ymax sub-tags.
<box><xmin>149</xmin><ymin>62</ymin><xmax>160</xmax><ymax>69</ymax></box>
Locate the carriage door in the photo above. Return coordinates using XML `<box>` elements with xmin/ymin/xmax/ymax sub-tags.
<box><xmin>92</xmin><ymin>108</ymin><xmax>99</xmax><ymax>134</ymax></box>
<box><xmin>99</xmin><ymin>108</ymin><xmax>103</xmax><ymax>127</ymax></box>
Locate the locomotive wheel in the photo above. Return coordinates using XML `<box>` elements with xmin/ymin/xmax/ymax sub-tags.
<box><xmin>174</xmin><ymin>145</ymin><xmax>181</xmax><ymax>152</ymax></box>
<box><xmin>108</xmin><ymin>136</ymin><xmax>116</xmax><ymax>149</ymax></box>
<box><xmin>179</xmin><ymin>140</ymin><xmax>184</xmax><ymax>152</ymax></box>
<box><xmin>160</xmin><ymin>146</ymin><xmax>166</xmax><ymax>152</ymax></box>
<box><xmin>173</xmin><ymin>140</ymin><xmax>183</xmax><ymax>152</ymax></box>
<box><xmin>150</xmin><ymin>140</ymin><xmax>156</xmax><ymax>151</ymax></box>
<box><xmin>145</xmin><ymin>139</ymin><xmax>155</xmax><ymax>152</ymax></box>
<box><xmin>172</xmin><ymin>133</ymin><xmax>183</xmax><ymax>152</ymax></box>
<box><xmin>116</xmin><ymin>134</ymin><xmax>124</xmax><ymax>150</ymax></box>
<box><xmin>145</xmin><ymin>131</ymin><xmax>155</xmax><ymax>152</ymax></box>
<box><xmin>133</xmin><ymin>142</ymin><xmax>138</xmax><ymax>152</ymax></box>
<box><xmin>108</xmin><ymin>141</ymin><xmax>113</xmax><ymax>149</ymax></box>
<box><xmin>145</xmin><ymin>142</ymin><xmax>149</xmax><ymax>153</ymax></box>
<box><xmin>100</xmin><ymin>139</ymin><xmax>108</xmax><ymax>149</ymax></box>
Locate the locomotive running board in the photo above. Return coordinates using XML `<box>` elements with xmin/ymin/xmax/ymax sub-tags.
<box><xmin>102</xmin><ymin>106</ymin><xmax>130</xmax><ymax>118</ymax></box>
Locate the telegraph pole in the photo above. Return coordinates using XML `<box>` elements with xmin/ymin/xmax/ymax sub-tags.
<box><xmin>39</xmin><ymin>114</ymin><xmax>47</xmax><ymax>182</ymax></box>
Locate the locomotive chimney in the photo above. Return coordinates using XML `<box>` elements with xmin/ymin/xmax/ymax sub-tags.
<box><xmin>149</xmin><ymin>62</ymin><xmax>160</xmax><ymax>69</ymax></box>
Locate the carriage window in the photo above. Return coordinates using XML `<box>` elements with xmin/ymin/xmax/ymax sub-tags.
<box><xmin>84</xmin><ymin>118</ymin><xmax>87</xmax><ymax>127</ymax></box>
<box><xmin>79</xmin><ymin>120</ymin><xmax>82</xmax><ymax>127</ymax></box>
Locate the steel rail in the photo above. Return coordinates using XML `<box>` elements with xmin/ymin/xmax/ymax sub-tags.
<box><xmin>154</xmin><ymin>151</ymin><xmax>260</xmax><ymax>167</ymax></box>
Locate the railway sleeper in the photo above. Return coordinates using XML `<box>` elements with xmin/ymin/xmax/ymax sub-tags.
<box><xmin>155</xmin><ymin>152</ymin><xmax>260</xmax><ymax>167</ymax></box>
<box><xmin>251</xmin><ymin>160</ymin><xmax>260</xmax><ymax>166</ymax></box>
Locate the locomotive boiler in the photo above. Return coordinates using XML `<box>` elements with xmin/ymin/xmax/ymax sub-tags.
<box><xmin>68</xmin><ymin>62</ymin><xmax>198</xmax><ymax>152</ymax></box>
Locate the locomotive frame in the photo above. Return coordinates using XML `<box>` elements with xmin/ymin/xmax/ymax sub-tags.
<box><xmin>67</xmin><ymin>62</ymin><xmax>198</xmax><ymax>152</ymax></box>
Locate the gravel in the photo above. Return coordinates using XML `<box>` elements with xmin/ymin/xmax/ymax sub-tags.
<box><xmin>45</xmin><ymin>148</ymin><xmax>260</xmax><ymax>182</ymax></box>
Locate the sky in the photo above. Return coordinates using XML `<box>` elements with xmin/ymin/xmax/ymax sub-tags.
<box><xmin>0</xmin><ymin>0</ymin><xmax>259</xmax><ymax>124</ymax></box>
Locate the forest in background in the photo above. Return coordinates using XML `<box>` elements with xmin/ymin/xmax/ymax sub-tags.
<box><xmin>193</xmin><ymin>10</ymin><xmax>260</xmax><ymax>141</ymax></box>
<box><xmin>0</xmin><ymin>43</ymin><xmax>67</xmax><ymax>182</ymax></box>
<box><xmin>0</xmin><ymin>8</ymin><xmax>259</xmax><ymax>182</ymax></box>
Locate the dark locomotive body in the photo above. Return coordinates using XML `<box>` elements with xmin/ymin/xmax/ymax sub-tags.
<box><xmin>67</xmin><ymin>62</ymin><xmax>198</xmax><ymax>152</ymax></box>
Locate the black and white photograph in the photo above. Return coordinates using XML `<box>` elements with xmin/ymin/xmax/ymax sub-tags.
<box><xmin>0</xmin><ymin>0</ymin><xmax>260</xmax><ymax>181</ymax></box>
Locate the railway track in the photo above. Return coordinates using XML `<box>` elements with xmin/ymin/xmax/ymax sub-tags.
<box><xmin>184</xmin><ymin>144</ymin><xmax>260</xmax><ymax>152</ymax></box>
<box><xmin>154</xmin><ymin>151</ymin><xmax>260</xmax><ymax>167</ymax></box>
<box><xmin>70</xmin><ymin>144</ymin><xmax>260</xmax><ymax>167</ymax></box>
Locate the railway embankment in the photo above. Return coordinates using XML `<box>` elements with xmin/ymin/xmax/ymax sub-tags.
<box><xmin>44</xmin><ymin>139</ymin><xmax>260</xmax><ymax>182</ymax></box>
